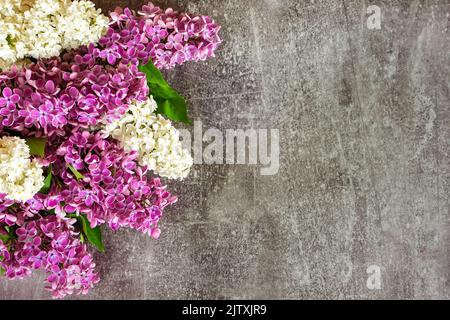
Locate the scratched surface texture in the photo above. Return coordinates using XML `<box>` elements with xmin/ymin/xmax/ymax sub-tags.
<box><xmin>1</xmin><ymin>0</ymin><xmax>449</xmax><ymax>300</ymax></box>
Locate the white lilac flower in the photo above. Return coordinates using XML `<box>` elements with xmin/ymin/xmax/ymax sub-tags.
<box><xmin>56</xmin><ymin>0</ymin><xmax>110</xmax><ymax>50</ymax></box>
<box><xmin>0</xmin><ymin>0</ymin><xmax>109</xmax><ymax>71</ymax></box>
<box><xmin>105</xmin><ymin>98</ymin><xmax>193</xmax><ymax>180</ymax></box>
<box><xmin>0</xmin><ymin>136</ymin><xmax>44</xmax><ymax>202</ymax></box>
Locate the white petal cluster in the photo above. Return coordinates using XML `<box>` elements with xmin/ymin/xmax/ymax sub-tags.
<box><xmin>0</xmin><ymin>136</ymin><xmax>44</xmax><ymax>202</ymax></box>
<box><xmin>0</xmin><ymin>0</ymin><xmax>108</xmax><ymax>70</ymax></box>
<box><xmin>105</xmin><ymin>98</ymin><xmax>193</xmax><ymax>180</ymax></box>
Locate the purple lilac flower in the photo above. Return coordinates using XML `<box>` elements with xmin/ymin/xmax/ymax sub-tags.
<box><xmin>53</xmin><ymin>131</ymin><xmax>177</xmax><ymax>237</ymax></box>
<box><xmin>0</xmin><ymin>87</ymin><xmax>20</xmax><ymax>110</ymax></box>
<box><xmin>0</xmin><ymin>51</ymin><xmax>149</xmax><ymax>136</ymax></box>
<box><xmin>0</xmin><ymin>2</ymin><xmax>220</xmax><ymax>136</ymax></box>
<box><xmin>0</xmin><ymin>129</ymin><xmax>177</xmax><ymax>241</ymax></box>
<box><xmin>0</xmin><ymin>194</ymin><xmax>16</xmax><ymax>226</ymax></box>
<box><xmin>0</xmin><ymin>131</ymin><xmax>177</xmax><ymax>298</ymax></box>
<box><xmin>99</xmin><ymin>3</ymin><xmax>222</xmax><ymax>69</ymax></box>
<box><xmin>0</xmin><ymin>214</ymin><xmax>99</xmax><ymax>298</ymax></box>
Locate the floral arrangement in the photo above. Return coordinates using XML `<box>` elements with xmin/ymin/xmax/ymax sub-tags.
<box><xmin>0</xmin><ymin>0</ymin><xmax>221</xmax><ymax>298</ymax></box>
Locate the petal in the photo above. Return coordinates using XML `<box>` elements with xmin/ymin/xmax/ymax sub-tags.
<box><xmin>47</xmin><ymin>274</ymin><xmax>57</xmax><ymax>283</ymax></box>
<box><xmin>107</xmin><ymin>54</ymin><xmax>117</xmax><ymax>65</ymax></box>
<box><xmin>85</xmin><ymin>196</ymin><xmax>94</xmax><ymax>207</ymax></box>
<box><xmin>10</xmin><ymin>94</ymin><xmax>20</xmax><ymax>104</ymax></box>
<box><xmin>45</xmin><ymin>80</ymin><xmax>55</xmax><ymax>93</ymax></box>
<box><xmin>2</xmin><ymin>87</ymin><xmax>12</xmax><ymax>98</ymax></box>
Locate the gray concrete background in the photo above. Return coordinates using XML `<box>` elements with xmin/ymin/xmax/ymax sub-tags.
<box><xmin>0</xmin><ymin>0</ymin><xmax>449</xmax><ymax>299</ymax></box>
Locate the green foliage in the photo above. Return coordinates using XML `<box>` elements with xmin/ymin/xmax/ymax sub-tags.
<box><xmin>138</xmin><ymin>60</ymin><xmax>191</xmax><ymax>124</ymax></box>
<box><xmin>68</xmin><ymin>164</ymin><xmax>84</xmax><ymax>181</ymax></box>
<box><xmin>40</xmin><ymin>166</ymin><xmax>52</xmax><ymax>194</ymax></box>
<box><xmin>25</xmin><ymin>137</ymin><xmax>47</xmax><ymax>157</ymax></box>
<box><xmin>71</xmin><ymin>214</ymin><xmax>104</xmax><ymax>252</ymax></box>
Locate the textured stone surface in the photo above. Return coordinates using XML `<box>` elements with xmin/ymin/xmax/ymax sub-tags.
<box><xmin>1</xmin><ymin>0</ymin><xmax>449</xmax><ymax>299</ymax></box>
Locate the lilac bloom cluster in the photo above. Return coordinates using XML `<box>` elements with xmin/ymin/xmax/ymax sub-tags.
<box><xmin>0</xmin><ymin>194</ymin><xmax>16</xmax><ymax>226</ymax></box>
<box><xmin>0</xmin><ymin>213</ymin><xmax>99</xmax><ymax>299</ymax></box>
<box><xmin>0</xmin><ymin>50</ymin><xmax>148</xmax><ymax>137</ymax></box>
<box><xmin>0</xmin><ymin>2</ymin><xmax>221</xmax><ymax>137</ymax></box>
<box><xmin>0</xmin><ymin>129</ymin><xmax>177</xmax><ymax>297</ymax></box>
<box><xmin>53</xmin><ymin>131</ymin><xmax>177</xmax><ymax>238</ymax></box>
<box><xmin>99</xmin><ymin>3</ymin><xmax>222</xmax><ymax>69</ymax></box>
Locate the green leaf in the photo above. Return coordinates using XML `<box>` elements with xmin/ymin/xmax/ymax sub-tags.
<box><xmin>0</xmin><ymin>234</ymin><xmax>9</xmax><ymax>244</ymax></box>
<box><xmin>77</xmin><ymin>214</ymin><xmax>104</xmax><ymax>252</ymax></box>
<box><xmin>153</xmin><ymin>95</ymin><xmax>190</xmax><ymax>124</ymax></box>
<box><xmin>139</xmin><ymin>58</ymin><xmax>166</xmax><ymax>84</ymax></box>
<box><xmin>40</xmin><ymin>166</ymin><xmax>52</xmax><ymax>194</ymax></box>
<box><xmin>25</xmin><ymin>137</ymin><xmax>47</xmax><ymax>157</ymax></box>
<box><xmin>0</xmin><ymin>255</ymin><xmax>5</xmax><ymax>276</ymax></box>
<box><xmin>138</xmin><ymin>60</ymin><xmax>191</xmax><ymax>124</ymax></box>
<box><xmin>68</xmin><ymin>164</ymin><xmax>84</xmax><ymax>181</ymax></box>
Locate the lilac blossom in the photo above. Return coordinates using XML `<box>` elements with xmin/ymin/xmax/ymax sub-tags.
<box><xmin>0</xmin><ymin>2</ymin><xmax>220</xmax><ymax>137</ymax></box>
<box><xmin>99</xmin><ymin>3</ymin><xmax>222</xmax><ymax>69</ymax></box>
<box><xmin>0</xmin><ymin>51</ymin><xmax>149</xmax><ymax>137</ymax></box>
<box><xmin>53</xmin><ymin>130</ymin><xmax>177</xmax><ymax>237</ymax></box>
<box><xmin>0</xmin><ymin>132</ymin><xmax>178</xmax><ymax>298</ymax></box>
<box><xmin>0</xmin><ymin>214</ymin><xmax>99</xmax><ymax>298</ymax></box>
